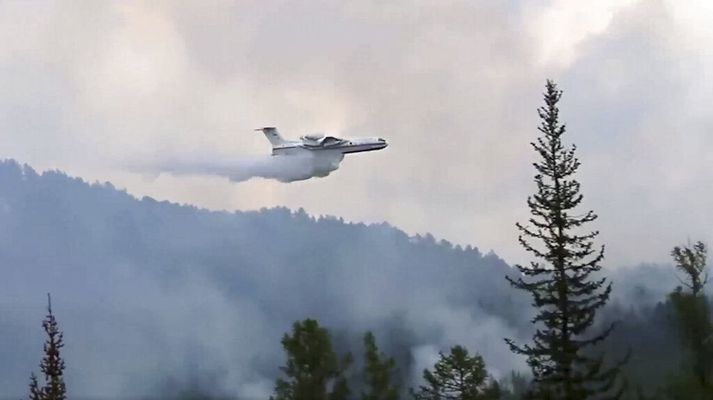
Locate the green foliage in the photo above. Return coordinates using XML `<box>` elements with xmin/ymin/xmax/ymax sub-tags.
<box><xmin>669</xmin><ymin>289</ymin><xmax>713</xmax><ymax>384</ymax></box>
<box><xmin>662</xmin><ymin>240</ymin><xmax>713</xmax><ymax>396</ymax></box>
<box><xmin>27</xmin><ymin>294</ymin><xmax>67</xmax><ymax>400</ymax></box>
<box><xmin>362</xmin><ymin>332</ymin><xmax>399</xmax><ymax>400</ymax></box>
<box><xmin>505</xmin><ymin>80</ymin><xmax>624</xmax><ymax>399</ymax></box>
<box><xmin>272</xmin><ymin>319</ymin><xmax>352</xmax><ymax>400</ymax></box>
<box><xmin>411</xmin><ymin>345</ymin><xmax>500</xmax><ymax>400</ymax></box>
<box><xmin>671</xmin><ymin>241</ymin><xmax>708</xmax><ymax>296</ymax></box>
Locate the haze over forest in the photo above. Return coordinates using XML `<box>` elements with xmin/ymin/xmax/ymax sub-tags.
<box><xmin>0</xmin><ymin>159</ymin><xmax>697</xmax><ymax>399</ymax></box>
<box><xmin>2</xmin><ymin>1</ymin><xmax>713</xmax><ymax>399</ymax></box>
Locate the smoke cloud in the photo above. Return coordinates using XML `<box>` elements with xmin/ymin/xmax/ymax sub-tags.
<box><xmin>0</xmin><ymin>160</ymin><xmax>531</xmax><ymax>399</ymax></box>
<box><xmin>0</xmin><ymin>160</ymin><xmax>694</xmax><ymax>399</ymax></box>
<box><xmin>135</xmin><ymin>150</ymin><xmax>345</xmax><ymax>183</ymax></box>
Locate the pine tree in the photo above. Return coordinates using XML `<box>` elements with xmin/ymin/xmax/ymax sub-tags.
<box><xmin>671</xmin><ymin>241</ymin><xmax>708</xmax><ymax>296</ymax></box>
<box><xmin>411</xmin><ymin>345</ymin><xmax>500</xmax><ymax>400</ymax></box>
<box><xmin>27</xmin><ymin>294</ymin><xmax>67</xmax><ymax>400</ymax></box>
<box><xmin>362</xmin><ymin>331</ymin><xmax>399</xmax><ymax>400</ymax></box>
<box><xmin>505</xmin><ymin>80</ymin><xmax>624</xmax><ymax>399</ymax></box>
<box><xmin>272</xmin><ymin>319</ymin><xmax>352</xmax><ymax>400</ymax></box>
<box><xmin>667</xmin><ymin>241</ymin><xmax>712</xmax><ymax>394</ymax></box>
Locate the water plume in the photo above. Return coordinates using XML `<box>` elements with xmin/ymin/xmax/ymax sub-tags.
<box><xmin>136</xmin><ymin>150</ymin><xmax>345</xmax><ymax>183</ymax></box>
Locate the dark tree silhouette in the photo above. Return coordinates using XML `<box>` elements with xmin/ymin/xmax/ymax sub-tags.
<box><xmin>505</xmin><ymin>80</ymin><xmax>624</xmax><ymax>399</ymax></box>
<box><xmin>27</xmin><ymin>294</ymin><xmax>67</xmax><ymax>400</ymax></box>
<box><xmin>362</xmin><ymin>331</ymin><xmax>399</xmax><ymax>400</ymax></box>
<box><xmin>411</xmin><ymin>345</ymin><xmax>500</xmax><ymax>400</ymax></box>
<box><xmin>28</xmin><ymin>373</ymin><xmax>43</xmax><ymax>400</ymax></box>
<box><xmin>671</xmin><ymin>241</ymin><xmax>708</xmax><ymax>296</ymax></box>
<box><xmin>272</xmin><ymin>319</ymin><xmax>351</xmax><ymax>400</ymax></box>
<box><xmin>667</xmin><ymin>241</ymin><xmax>713</xmax><ymax>395</ymax></box>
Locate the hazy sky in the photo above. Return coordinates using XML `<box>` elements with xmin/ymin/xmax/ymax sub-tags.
<box><xmin>1</xmin><ymin>0</ymin><xmax>712</xmax><ymax>267</ymax></box>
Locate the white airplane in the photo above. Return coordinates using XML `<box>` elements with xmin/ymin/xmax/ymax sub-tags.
<box><xmin>255</xmin><ymin>127</ymin><xmax>388</xmax><ymax>156</ymax></box>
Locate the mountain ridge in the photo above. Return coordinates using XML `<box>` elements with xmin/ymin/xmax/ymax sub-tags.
<box><xmin>0</xmin><ymin>158</ymin><xmax>525</xmax><ymax>398</ymax></box>
<box><xmin>0</xmin><ymin>158</ymin><xmax>688</xmax><ymax>399</ymax></box>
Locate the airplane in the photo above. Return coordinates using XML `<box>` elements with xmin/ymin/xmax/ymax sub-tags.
<box><xmin>255</xmin><ymin>127</ymin><xmax>388</xmax><ymax>156</ymax></box>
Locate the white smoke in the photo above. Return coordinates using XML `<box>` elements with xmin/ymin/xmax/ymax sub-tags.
<box><xmin>134</xmin><ymin>150</ymin><xmax>345</xmax><ymax>183</ymax></box>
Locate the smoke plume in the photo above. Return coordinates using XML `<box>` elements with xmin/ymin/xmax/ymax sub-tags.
<box><xmin>0</xmin><ymin>160</ymin><xmax>693</xmax><ymax>399</ymax></box>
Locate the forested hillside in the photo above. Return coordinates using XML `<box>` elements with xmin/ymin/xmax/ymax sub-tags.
<box><xmin>0</xmin><ymin>159</ymin><xmax>701</xmax><ymax>399</ymax></box>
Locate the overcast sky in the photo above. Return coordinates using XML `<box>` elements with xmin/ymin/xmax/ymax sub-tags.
<box><xmin>1</xmin><ymin>0</ymin><xmax>712</xmax><ymax>267</ymax></box>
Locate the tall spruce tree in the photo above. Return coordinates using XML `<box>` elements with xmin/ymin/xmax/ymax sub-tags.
<box><xmin>505</xmin><ymin>80</ymin><xmax>623</xmax><ymax>399</ymax></box>
<box><xmin>28</xmin><ymin>294</ymin><xmax>67</xmax><ymax>400</ymax></box>
<box><xmin>362</xmin><ymin>331</ymin><xmax>399</xmax><ymax>400</ymax></box>
<box><xmin>272</xmin><ymin>319</ymin><xmax>351</xmax><ymax>400</ymax></box>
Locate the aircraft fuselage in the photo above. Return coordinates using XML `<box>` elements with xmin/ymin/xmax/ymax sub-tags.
<box><xmin>272</xmin><ymin>137</ymin><xmax>388</xmax><ymax>156</ymax></box>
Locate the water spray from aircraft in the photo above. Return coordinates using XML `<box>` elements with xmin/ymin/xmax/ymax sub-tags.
<box><xmin>158</xmin><ymin>151</ymin><xmax>345</xmax><ymax>183</ymax></box>
<box><xmin>138</xmin><ymin>128</ymin><xmax>387</xmax><ymax>183</ymax></box>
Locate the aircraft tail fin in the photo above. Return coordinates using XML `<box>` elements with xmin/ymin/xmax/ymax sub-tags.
<box><xmin>255</xmin><ymin>127</ymin><xmax>287</xmax><ymax>148</ymax></box>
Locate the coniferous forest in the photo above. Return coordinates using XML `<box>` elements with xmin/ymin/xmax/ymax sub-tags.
<box><xmin>1</xmin><ymin>81</ymin><xmax>710</xmax><ymax>399</ymax></box>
